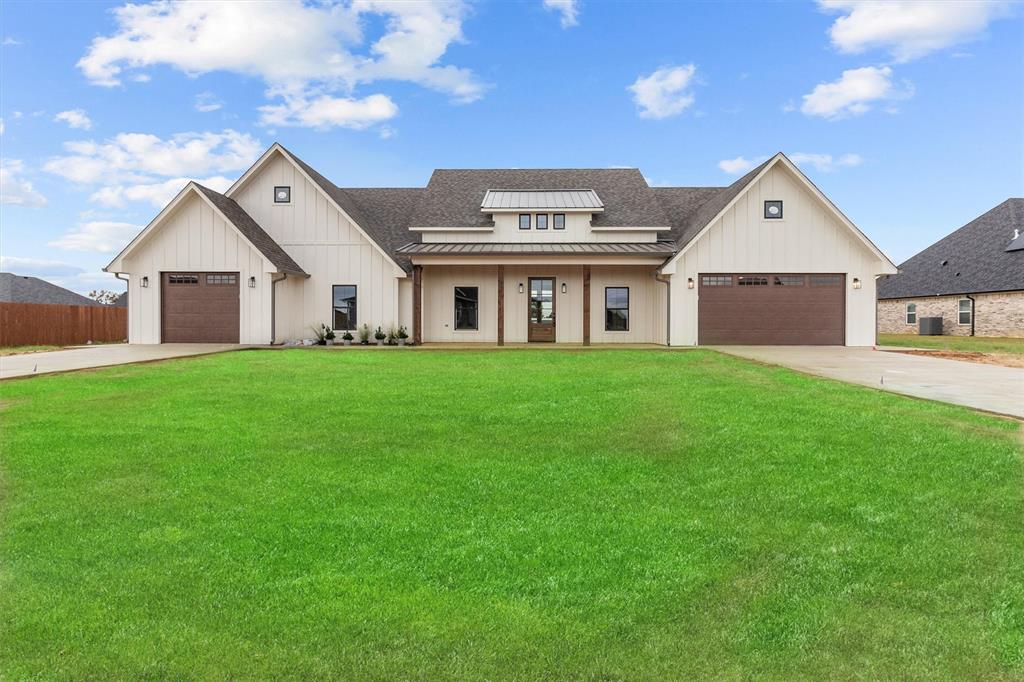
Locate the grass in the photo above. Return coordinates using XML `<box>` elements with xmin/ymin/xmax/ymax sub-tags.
<box><xmin>879</xmin><ymin>333</ymin><xmax>1024</xmax><ymax>355</ymax></box>
<box><xmin>0</xmin><ymin>345</ymin><xmax>61</xmax><ymax>356</ymax></box>
<box><xmin>1</xmin><ymin>349</ymin><xmax>1022</xmax><ymax>679</ymax></box>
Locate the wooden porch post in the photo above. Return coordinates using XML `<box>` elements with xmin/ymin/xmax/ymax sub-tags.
<box><xmin>413</xmin><ymin>264</ymin><xmax>423</xmax><ymax>346</ymax></box>
<box><xmin>497</xmin><ymin>265</ymin><xmax>505</xmax><ymax>346</ymax></box>
<box><xmin>583</xmin><ymin>265</ymin><xmax>591</xmax><ymax>346</ymax></box>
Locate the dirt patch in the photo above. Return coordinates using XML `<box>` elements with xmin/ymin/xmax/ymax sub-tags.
<box><xmin>894</xmin><ymin>349</ymin><xmax>1024</xmax><ymax>369</ymax></box>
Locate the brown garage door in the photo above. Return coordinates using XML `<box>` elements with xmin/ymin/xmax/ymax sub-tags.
<box><xmin>698</xmin><ymin>274</ymin><xmax>844</xmax><ymax>345</ymax></box>
<box><xmin>161</xmin><ymin>272</ymin><xmax>240</xmax><ymax>343</ymax></box>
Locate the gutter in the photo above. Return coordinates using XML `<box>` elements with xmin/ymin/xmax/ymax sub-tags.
<box><xmin>271</xmin><ymin>273</ymin><xmax>288</xmax><ymax>344</ymax></box>
<box><xmin>655</xmin><ymin>272</ymin><xmax>672</xmax><ymax>346</ymax></box>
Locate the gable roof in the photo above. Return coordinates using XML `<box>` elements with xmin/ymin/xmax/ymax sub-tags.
<box><xmin>0</xmin><ymin>272</ymin><xmax>100</xmax><ymax>306</ymax></box>
<box><xmin>410</xmin><ymin>168</ymin><xmax>671</xmax><ymax>229</ymax></box>
<box><xmin>877</xmin><ymin>198</ymin><xmax>1024</xmax><ymax>299</ymax></box>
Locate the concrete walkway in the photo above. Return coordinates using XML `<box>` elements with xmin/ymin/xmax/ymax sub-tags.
<box><xmin>0</xmin><ymin>344</ymin><xmax>246</xmax><ymax>380</ymax></box>
<box><xmin>711</xmin><ymin>346</ymin><xmax>1024</xmax><ymax>418</ymax></box>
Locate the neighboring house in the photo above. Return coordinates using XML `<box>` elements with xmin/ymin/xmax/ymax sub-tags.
<box><xmin>114</xmin><ymin>291</ymin><xmax>128</xmax><ymax>307</ymax></box>
<box><xmin>878</xmin><ymin>199</ymin><xmax>1024</xmax><ymax>338</ymax></box>
<box><xmin>0</xmin><ymin>272</ymin><xmax>100</xmax><ymax>306</ymax></box>
<box><xmin>104</xmin><ymin>144</ymin><xmax>895</xmax><ymax>346</ymax></box>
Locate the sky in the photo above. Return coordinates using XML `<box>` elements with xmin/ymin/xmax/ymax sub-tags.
<box><xmin>1</xmin><ymin>0</ymin><xmax>1022</xmax><ymax>295</ymax></box>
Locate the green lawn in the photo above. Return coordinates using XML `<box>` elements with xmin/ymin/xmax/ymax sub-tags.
<box><xmin>1</xmin><ymin>350</ymin><xmax>1021</xmax><ymax>679</ymax></box>
<box><xmin>879</xmin><ymin>333</ymin><xmax>1024</xmax><ymax>355</ymax></box>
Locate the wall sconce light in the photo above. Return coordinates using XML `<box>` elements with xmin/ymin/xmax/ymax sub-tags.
<box><xmin>561</xmin><ymin>282</ymin><xmax>567</xmax><ymax>294</ymax></box>
<box><xmin>248</xmin><ymin>276</ymin><xmax>257</xmax><ymax>288</ymax></box>
<box><xmin>687</xmin><ymin>277</ymin><xmax>694</xmax><ymax>289</ymax></box>
<box><xmin>852</xmin><ymin>277</ymin><xmax>862</xmax><ymax>289</ymax></box>
<box><xmin>140</xmin><ymin>276</ymin><xmax>149</xmax><ymax>288</ymax></box>
<box><xmin>518</xmin><ymin>282</ymin><xmax>524</xmax><ymax>294</ymax></box>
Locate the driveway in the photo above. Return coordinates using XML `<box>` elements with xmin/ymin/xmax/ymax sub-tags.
<box><xmin>711</xmin><ymin>346</ymin><xmax>1024</xmax><ymax>418</ymax></box>
<box><xmin>0</xmin><ymin>344</ymin><xmax>247</xmax><ymax>380</ymax></box>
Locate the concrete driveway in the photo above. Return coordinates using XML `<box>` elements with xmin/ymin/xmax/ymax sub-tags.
<box><xmin>0</xmin><ymin>344</ymin><xmax>247</xmax><ymax>380</ymax></box>
<box><xmin>711</xmin><ymin>346</ymin><xmax>1024</xmax><ymax>418</ymax></box>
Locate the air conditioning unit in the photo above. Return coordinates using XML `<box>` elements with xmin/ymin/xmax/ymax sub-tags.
<box><xmin>918</xmin><ymin>317</ymin><xmax>943</xmax><ymax>336</ymax></box>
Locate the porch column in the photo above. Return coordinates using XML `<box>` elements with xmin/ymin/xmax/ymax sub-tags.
<box><xmin>583</xmin><ymin>265</ymin><xmax>591</xmax><ymax>346</ymax></box>
<box><xmin>497</xmin><ymin>265</ymin><xmax>505</xmax><ymax>346</ymax></box>
<box><xmin>413</xmin><ymin>264</ymin><xmax>423</xmax><ymax>345</ymax></box>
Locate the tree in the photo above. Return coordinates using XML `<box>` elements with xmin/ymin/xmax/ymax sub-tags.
<box><xmin>88</xmin><ymin>290</ymin><xmax>121</xmax><ymax>305</ymax></box>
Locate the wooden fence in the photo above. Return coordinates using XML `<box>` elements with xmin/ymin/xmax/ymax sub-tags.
<box><xmin>0</xmin><ymin>302</ymin><xmax>128</xmax><ymax>347</ymax></box>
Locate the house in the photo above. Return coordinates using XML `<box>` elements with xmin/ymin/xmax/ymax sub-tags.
<box><xmin>104</xmin><ymin>144</ymin><xmax>896</xmax><ymax>346</ymax></box>
<box><xmin>0</xmin><ymin>272</ymin><xmax>100</xmax><ymax>306</ymax></box>
<box><xmin>877</xmin><ymin>199</ymin><xmax>1024</xmax><ymax>338</ymax></box>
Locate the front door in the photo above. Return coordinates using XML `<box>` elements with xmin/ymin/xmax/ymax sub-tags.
<box><xmin>528</xmin><ymin>277</ymin><xmax>556</xmax><ymax>342</ymax></box>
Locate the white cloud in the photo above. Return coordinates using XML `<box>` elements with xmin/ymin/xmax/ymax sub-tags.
<box><xmin>76</xmin><ymin>0</ymin><xmax>484</xmax><ymax>130</ymax></box>
<box><xmin>43</xmin><ymin>130</ymin><xmax>261</xmax><ymax>184</ymax></box>
<box><xmin>628</xmin><ymin>64</ymin><xmax>698</xmax><ymax>119</ymax></box>
<box><xmin>0</xmin><ymin>159</ymin><xmax>48</xmax><ymax>207</ymax></box>
<box><xmin>0</xmin><ymin>118</ymin><xmax>4</xmax><ymax>135</ymax></box>
<box><xmin>717</xmin><ymin>156</ymin><xmax>768</xmax><ymax>175</ymax></box>
<box><xmin>194</xmin><ymin>92</ymin><xmax>223</xmax><ymax>112</ymax></box>
<box><xmin>258</xmin><ymin>93</ymin><xmax>398</xmax><ymax>129</ymax></box>
<box><xmin>48</xmin><ymin>221</ymin><xmax>141</xmax><ymax>253</ymax></box>
<box><xmin>2</xmin><ymin>37</ymin><xmax>22</xmax><ymax>46</ymax></box>
<box><xmin>90</xmin><ymin>175</ymin><xmax>233</xmax><ymax>208</ymax></box>
<box><xmin>0</xmin><ymin>256</ymin><xmax>83</xmax><ymax>277</ymax></box>
<box><xmin>789</xmin><ymin>152</ymin><xmax>863</xmax><ymax>172</ymax></box>
<box><xmin>543</xmin><ymin>0</ymin><xmax>579</xmax><ymax>28</ymax></box>
<box><xmin>820</xmin><ymin>0</ymin><xmax>1015</xmax><ymax>62</ymax></box>
<box><xmin>800</xmin><ymin>65</ymin><xmax>912</xmax><ymax>119</ymax></box>
<box><xmin>54</xmin><ymin>109</ymin><xmax>93</xmax><ymax>130</ymax></box>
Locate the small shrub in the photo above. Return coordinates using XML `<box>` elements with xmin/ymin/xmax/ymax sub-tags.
<box><xmin>374</xmin><ymin>326</ymin><xmax>386</xmax><ymax>341</ymax></box>
<box><xmin>359</xmin><ymin>324</ymin><xmax>371</xmax><ymax>345</ymax></box>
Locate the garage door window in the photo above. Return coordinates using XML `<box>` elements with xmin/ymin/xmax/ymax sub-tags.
<box><xmin>906</xmin><ymin>303</ymin><xmax>917</xmax><ymax>324</ymax></box>
<box><xmin>774</xmin><ymin>276</ymin><xmax>804</xmax><ymax>286</ymax></box>
<box><xmin>206</xmin><ymin>274</ymin><xmax>236</xmax><ymax>285</ymax></box>
<box><xmin>810</xmin><ymin>275</ymin><xmax>842</xmax><ymax>286</ymax></box>
<box><xmin>737</xmin><ymin>276</ymin><xmax>768</xmax><ymax>286</ymax></box>
<box><xmin>332</xmin><ymin>285</ymin><xmax>357</xmax><ymax>330</ymax></box>
<box><xmin>605</xmin><ymin>287</ymin><xmax>629</xmax><ymax>331</ymax></box>
<box><xmin>702</xmin><ymin>275</ymin><xmax>732</xmax><ymax>286</ymax></box>
<box><xmin>168</xmin><ymin>274</ymin><xmax>199</xmax><ymax>285</ymax></box>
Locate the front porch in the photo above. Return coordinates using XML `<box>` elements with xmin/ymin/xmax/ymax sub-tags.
<box><xmin>410</xmin><ymin>263</ymin><xmax>668</xmax><ymax>345</ymax></box>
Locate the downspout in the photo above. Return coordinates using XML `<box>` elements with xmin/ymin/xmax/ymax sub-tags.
<box><xmin>271</xmin><ymin>273</ymin><xmax>287</xmax><ymax>345</ymax></box>
<box><xmin>966</xmin><ymin>293</ymin><xmax>975</xmax><ymax>337</ymax></box>
<box><xmin>655</xmin><ymin>272</ymin><xmax>672</xmax><ymax>346</ymax></box>
<box><xmin>114</xmin><ymin>273</ymin><xmax>130</xmax><ymax>342</ymax></box>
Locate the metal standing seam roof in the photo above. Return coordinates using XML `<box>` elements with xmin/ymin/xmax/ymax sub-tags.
<box><xmin>481</xmin><ymin>189</ymin><xmax>603</xmax><ymax>210</ymax></box>
<box><xmin>395</xmin><ymin>242</ymin><xmax>676</xmax><ymax>255</ymax></box>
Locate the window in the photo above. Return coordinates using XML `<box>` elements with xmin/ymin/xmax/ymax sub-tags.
<box><xmin>958</xmin><ymin>298</ymin><xmax>972</xmax><ymax>325</ymax></box>
<box><xmin>454</xmin><ymin>287</ymin><xmax>479</xmax><ymax>330</ymax></box>
<box><xmin>206</xmin><ymin>274</ymin><xmax>236</xmax><ymax>285</ymax></box>
<box><xmin>605</xmin><ymin>287</ymin><xmax>629</xmax><ymax>331</ymax></box>
<box><xmin>701</xmin><ymin>275</ymin><xmax>732</xmax><ymax>286</ymax></box>
<box><xmin>274</xmin><ymin>186</ymin><xmax>291</xmax><ymax>204</ymax></box>
<box><xmin>737</xmin><ymin>276</ymin><xmax>768</xmax><ymax>286</ymax></box>
<box><xmin>519</xmin><ymin>214</ymin><xmax>531</xmax><ymax>230</ymax></box>
<box><xmin>774</xmin><ymin>275</ymin><xmax>804</xmax><ymax>286</ymax></box>
<box><xmin>553</xmin><ymin>213</ymin><xmax>566</xmax><ymax>230</ymax></box>
<box><xmin>536</xmin><ymin>214</ymin><xmax>548</xmax><ymax>230</ymax></box>
<box><xmin>332</xmin><ymin>285</ymin><xmax>357</xmax><ymax>330</ymax></box>
<box><xmin>906</xmin><ymin>303</ymin><xmax>917</xmax><ymax>324</ymax></box>
<box><xmin>764</xmin><ymin>200</ymin><xmax>783</xmax><ymax>219</ymax></box>
<box><xmin>168</xmin><ymin>274</ymin><xmax>199</xmax><ymax>285</ymax></box>
<box><xmin>810</xmin><ymin>275</ymin><xmax>843</xmax><ymax>286</ymax></box>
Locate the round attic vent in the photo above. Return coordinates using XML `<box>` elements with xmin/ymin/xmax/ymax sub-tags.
<box><xmin>940</xmin><ymin>259</ymin><xmax>948</xmax><ymax>266</ymax></box>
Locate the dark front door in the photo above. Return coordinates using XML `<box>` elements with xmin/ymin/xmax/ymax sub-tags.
<box><xmin>528</xmin><ymin>277</ymin><xmax>556</xmax><ymax>342</ymax></box>
<box><xmin>161</xmin><ymin>272</ymin><xmax>240</xmax><ymax>343</ymax></box>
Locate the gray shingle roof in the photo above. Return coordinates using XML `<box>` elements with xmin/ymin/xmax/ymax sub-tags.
<box><xmin>193</xmin><ymin>183</ymin><xmax>308</xmax><ymax>276</ymax></box>
<box><xmin>0</xmin><ymin>272</ymin><xmax>101</xmax><ymax>306</ymax></box>
<box><xmin>341</xmin><ymin>188</ymin><xmax>426</xmax><ymax>272</ymax></box>
<box><xmin>877</xmin><ymin>198</ymin><xmax>1024</xmax><ymax>299</ymax></box>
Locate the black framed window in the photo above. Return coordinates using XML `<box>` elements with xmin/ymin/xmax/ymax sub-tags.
<box><xmin>605</xmin><ymin>287</ymin><xmax>629</xmax><ymax>332</ymax></box>
<box><xmin>737</xmin><ymin>276</ymin><xmax>768</xmax><ymax>286</ymax></box>
<box><xmin>332</xmin><ymin>285</ymin><xmax>357</xmax><ymax>330</ymax></box>
<box><xmin>168</xmin><ymin>274</ymin><xmax>199</xmax><ymax>285</ymax></box>
<box><xmin>455</xmin><ymin>287</ymin><xmax>479</xmax><ymax>330</ymax></box>
<box><xmin>274</xmin><ymin>186</ymin><xmax>291</xmax><ymax>204</ymax></box>
<box><xmin>536</xmin><ymin>214</ymin><xmax>548</xmax><ymax>230</ymax></box>
<box><xmin>553</xmin><ymin>213</ymin><xmax>565</xmax><ymax>230</ymax></box>
<box><xmin>519</xmin><ymin>214</ymin><xmax>531</xmax><ymax>230</ymax></box>
<box><xmin>958</xmin><ymin>298</ymin><xmax>972</xmax><ymax>325</ymax></box>
<box><xmin>764</xmin><ymin>200</ymin><xmax>783</xmax><ymax>219</ymax></box>
<box><xmin>906</xmin><ymin>303</ymin><xmax>917</xmax><ymax>324</ymax></box>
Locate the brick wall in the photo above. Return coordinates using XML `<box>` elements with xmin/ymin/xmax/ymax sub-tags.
<box><xmin>877</xmin><ymin>291</ymin><xmax>1024</xmax><ymax>338</ymax></box>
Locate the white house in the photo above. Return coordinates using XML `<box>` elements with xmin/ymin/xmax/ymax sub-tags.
<box><xmin>104</xmin><ymin>144</ymin><xmax>896</xmax><ymax>346</ymax></box>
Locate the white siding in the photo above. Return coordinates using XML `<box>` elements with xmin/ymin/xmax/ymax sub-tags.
<box><xmin>668</xmin><ymin>163</ymin><xmax>887</xmax><ymax>346</ymax></box>
<box><xmin>421</xmin><ymin>212</ymin><xmax>660</xmax><ymax>243</ymax></box>
<box><xmin>122</xmin><ymin>193</ymin><xmax>273</xmax><ymax>344</ymax></box>
<box><xmin>232</xmin><ymin>152</ymin><xmax>407</xmax><ymax>342</ymax></box>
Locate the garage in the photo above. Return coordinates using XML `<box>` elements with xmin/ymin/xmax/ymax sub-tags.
<box><xmin>161</xmin><ymin>272</ymin><xmax>240</xmax><ymax>343</ymax></box>
<box><xmin>698</xmin><ymin>273</ymin><xmax>845</xmax><ymax>345</ymax></box>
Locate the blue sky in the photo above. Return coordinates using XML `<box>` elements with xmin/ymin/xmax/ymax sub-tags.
<box><xmin>1</xmin><ymin>0</ymin><xmax>1021</xmax><ymax>294</ymax></box>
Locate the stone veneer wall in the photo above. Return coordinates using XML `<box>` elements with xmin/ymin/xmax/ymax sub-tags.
<box><xmin>877</xmin><ymin>291</ymin><xmax>1024</xmax><ymax>338</ymax></box>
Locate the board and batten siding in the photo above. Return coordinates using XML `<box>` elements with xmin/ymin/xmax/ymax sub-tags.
<box><xmin>231</xmin><ymin>152</ymin><xmax>408</xmax><ymax>342</ymax></box>
<box><xmin>667</xmin><ymin>163</ymin><xmax>886</xmax><ymax>346</ymax></box>
<box><xmin>122</xmin><ymin>193</ymin><xmax>273</xmax><ymax>344</ymax></box>
<box><xmin>421</xmin><ymin>212</ymin><xmax>660</xmax><ymax>244</ymax></box>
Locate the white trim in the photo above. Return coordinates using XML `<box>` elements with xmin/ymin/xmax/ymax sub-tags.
<box><xmin>958</xmin><ymin>298</ymin><xmax>973</xmax><ymax>325</ymax></box>
<box><xmin>485</xmin><ymin>207</ymin><xmax>605</xmax><ymax>214</ymax></box>
<box><xmin>226</xmin><ymin>143</ymin><xmax>407</xmax><ymax>278</ymax></box>
<box><xmin>104</xmin><ymin>182</ymin><xmax>275</xmax><ymax>274</ymax></box>
<box><xmin>409</xmin><ymin>226</ymin><xmax>494</xmax><ymax>233</ymax></box>
<box><xmin>590</xmin><ymin>225</ymin><xmax>672</xmax><ymax>232</ymax></box>
<box><xmin>659</xmin><ymin>153</ymin><xmax>897</xmax><ymax>274</ymax></box>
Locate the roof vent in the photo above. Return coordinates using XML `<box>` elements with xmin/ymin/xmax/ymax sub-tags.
<box><xmin>940</xmin><ymin>259</ymin><xmax>948</xmax><ymax>266</ymax></box>
<box><xmin>1007</xmin><ymin>229</ymin><xmax>1024</xmax><ymax>252</ymax></box>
